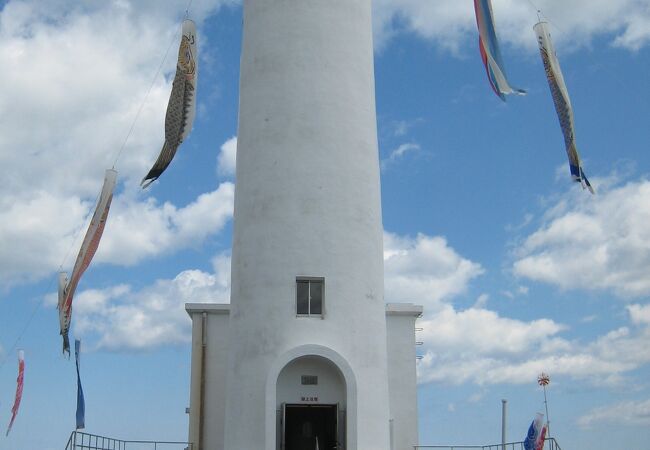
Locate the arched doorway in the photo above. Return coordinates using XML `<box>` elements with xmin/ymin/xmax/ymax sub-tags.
<box><xmin>276</xmin><ymin>355</ymin><xmax>346</xmax><ymax>450</ymax></box>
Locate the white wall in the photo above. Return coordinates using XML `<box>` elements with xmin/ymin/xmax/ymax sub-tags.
<box><xmin>186</xmin><ymin>305</ymin><xmax>422</xmax><ymax>450</ymax></box>
<box><xmin>276</xmin><ymin>355</ymin><xmax>346</xmax><ymax>408</ymax></box>
<box><xmin>227</xmin><ymin>0</ymin><xmax>390</xmax><ymax>449</ymax></box>
<box><xmin>386</xmin><ymin>304</ymin><xmax>422</xmax><ymax>450</ymax></box>
<box><xmin>187</xmin><ymin>304</ymin><xmax>230</xmax><ymax>450</ymax></box>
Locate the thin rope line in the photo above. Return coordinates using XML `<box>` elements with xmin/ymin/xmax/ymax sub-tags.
<box><xmin>1</xmin><ymin>0</ymin><xmax>197</xmax><ymax>371</ymax></box>
<box><xmin>110</xmin><ymin>31</ymin><xmax>178</xmax><ymax>169</ymax></box>
<box><xmin>526</xmin><ymin>0</ymin><xmax>541</xmax><ymax>14</ymax></box>
<box><xmin>111</xmin><ymin>0</ymin><xmax>194</xmax><ymax>168</ymax></box>
<box><xmin>0</xmin><ymin>281</ymin><xmax>53</xmax><ymax>370</ymax></box>
<box><xmin>526</xmin><ymin>0</ymin><xmax>546</xmax><ymax>24</ymax></box>
<box><xmin>525</xmin><ymin>0</ymin><xmax>565</xmax><ymax>35</ymax></box>
<box><xmin>0</xmin><ymin>187</ymin><xmax>101</xmax><ymax>371</ymax></box>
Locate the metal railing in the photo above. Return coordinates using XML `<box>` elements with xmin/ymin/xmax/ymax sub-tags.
<box><xmin>415</xmin><ymin>437</ymin><xmax>562</xmax><ymax>450</ymax></box>
<box><xmin>65</xmin><ymin>431</ymin><xmax>193</xmax><ymax>450</ymax></box>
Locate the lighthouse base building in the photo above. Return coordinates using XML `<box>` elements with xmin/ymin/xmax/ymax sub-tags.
<box><xmin>186</xmin><ymin>0</ymin><xmax>422</xmax><ymax>449</ymax></box>
<box><xmin>186</xmin><ymin>302</ymin><xmax>421</xmax><ymax>450</ymax></box>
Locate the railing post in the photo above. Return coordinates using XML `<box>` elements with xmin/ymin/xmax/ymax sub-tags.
<box><xmin>501</xmin><ymin>399</ymin><xmax>507</xmax><ymax>450</ymax></box>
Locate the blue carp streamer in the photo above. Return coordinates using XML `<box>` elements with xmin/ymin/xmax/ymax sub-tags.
<box><xmin>474</xmin><ymin>0</ymin><xmax>526</xmax><ymax>100</ymax></box>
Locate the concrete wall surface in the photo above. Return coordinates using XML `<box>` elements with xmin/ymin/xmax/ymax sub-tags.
<box><xmin>277</xmin><ymin>355</ymin><xmax>346</xmax><ymax>408</ymax></box>
<box><xmin>386</xmin><ymin>304</ymin><xmax>423</xmax><ymax>450</ymax></box>
<box><xmin>187</xmin><ymin>304</ymin><xmax>230</xmax><ymax>450</ymax></box>
<box><xmin>227</xmin><ymin>0</ymin><xmax>390</xmax><ymax>449</ymax></box>
<box><xmin>186</xmin><ymin>304</ymin><xmax>422</xmax><ymax>450</ymax></box>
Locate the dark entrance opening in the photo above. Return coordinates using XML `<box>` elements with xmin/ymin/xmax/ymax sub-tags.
<box><xmin>284</xmin><ymin>404</ymin><xmax>338</xmax><ymax>450</ymax></box>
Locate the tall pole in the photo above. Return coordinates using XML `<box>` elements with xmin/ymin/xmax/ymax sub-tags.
<box><xmin>538</xmin><ymin>373</ymin><xmax>551</xmax><ymax>439</ymax></box>
<box><xmin>542</xmin><ymin>384</ymin><xmax>550</xmax><ymax>437</ymax></box>
<box><xmin>501</xmin><ymin>399</ymin><xmax>507</xmax><ymax>450</ymax></box>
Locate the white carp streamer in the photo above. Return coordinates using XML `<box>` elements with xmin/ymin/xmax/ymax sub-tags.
<box><xmin>535</xmin><ymin>22</ymin><xmax>594</xmax><ymax>194</ymax></box>
<box><xmin>58</xmin><ymin>169</ymin><xmax>117</xmax><ymax>354</ymax></box>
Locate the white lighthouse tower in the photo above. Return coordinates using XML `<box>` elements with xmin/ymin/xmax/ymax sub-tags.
<box><xmin>186</xmin><ymin>1</ymin><xmax>422</xmax><ymax>449</ymax></box>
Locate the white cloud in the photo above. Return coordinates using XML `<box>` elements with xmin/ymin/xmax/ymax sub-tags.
<box><xmin>384</xmin><ymin>231</ymin><xmax>484</xmax><ymax>311</ymax></box>
<box><xmin>0</xmin><ymin>182</ymin><xmax>234</xmax><ymax>286</ymax></box>
<box><xmin>473</xmin><ymin>293</ymin><xmax>489</xmax><ymax>309</ymax></box>
<box><xmin>217</xmin><ymin>136</ymin><xmax>238</xmax><ymax>177</ymax></box>
<box><xmin>613</xmin><ymin>13</ymin><xmax>650</xmax><ymax>50</ymax></box>
<box><xmin>381</xmin><ymin>143</ymin><xmax>420</xmax><ymax>170</ymax></box>
<box><xmin>381</xmin><ymin>229</ymin><xmax>650</xmax><ymax>387</ymax></box>
<box><xmin>394</xmin><ymin>121</ymin><xmax>411</xmax><ymax>137</ymax></box>
<box><xmin>391</xmin><ymin>118</ymin><xmax>423</xmax><ymax>137</ymax></box>
<box><xmin>391</xmin><ymin>143</ymin><xmax>420</xmax><ymax>159</ymax></box>
<box><xmin>0</xmin><ymin>1</ymin><xmax>237</xmax><ymax>286</ymax></box>
<box><xmin>505</xmin><ymin>214</ymin><xmax>534</xmax><ymax>233</ymax></box>
<box><xmin>98</xmin><ymin>182</ymin><xmax>234</xmax><ymax>265</ymax></box>
<box><xmin>468</xmin><ymin>391</ymin><xmax>485</xmax><ymax>403</ymax></box>
<box><xmin>578</xmin><ymin>398</ymin><xmax>650</xmax><ymax>428</ymax></box>
<box><xmin>0</xmin><ymin>0</ymin><xmax>242</xmax><ymax>189</ymax></box>
<box><xmin>373</xmin><ymin>0</ymin><xmax>475</xmax><ymax>53</ymax></box>
<box><xmin>417</xmin><ymin>304</ymin><xmax>650</xmax><ymax>386</ymax></box>
<box><xmin>381</xmin><ymin>231</ymin><xmax>628</xmax><ymax>386</ymax></box>
<box><xmin>51</xmin><ymin>220</ymin><xmax>650</xmax><ymax>393</ymax></box>
<box><xmin>73</xmin><ymin>253</ymin><xmax>231</xmax><ymax>351</ymax></box>
<box><xmin>416</xmin><ymin>305</ymin><xmax>566</xmax><ymax>385</ymax></box>
<box><xmin>501</xmin><ymin>285</ymin><xmax>529</xmax><ymax>299</ymax></box>
<box><xmin>513</xmin><ymin>179</ymin><xmax>650</xmax><ymax>297</ymax></box>
<box><xmin>381</xmin><ymin>142</ymin><xmax>420</xmax><ymax>170</ymax></box>
<box><xmin>373</xmin><ymin>0</ymin><xmax>650</xmax><ymax>52</ymax></box>
<box><xmin>628</xmin><ymin>304</ymin><xmax>650</xmax><ymax>325</ymax></box>
<box><xmin>0</xmin><ymin>191</ymin><xmax>91</xmax><ymax>285</ymax></box>
<box><xmin>0</xmin><ymin>1</ymin><xmax>179</xmax><ymax>196</ymax></box>
<box><xmin>67</xmin><ymin>230</ymin><xmax>480</xmax><ymax>351</ymax></box>
<box><xmin>422</xmin><ymin>305</ymin><xmax>564</xmax><ymax>356</ymax></box>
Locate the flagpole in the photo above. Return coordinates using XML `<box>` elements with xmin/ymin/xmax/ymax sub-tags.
<box><xmin>538</xmin><ymin>373</ymin><xmax>551</xmax><ymax>438</ymax></box>
<box><xmin>542</xmin><ymin>384</ymin><xmax>550</xmax><ymax>437</ymax></box>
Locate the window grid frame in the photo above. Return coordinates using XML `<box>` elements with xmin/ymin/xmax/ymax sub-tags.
<box><xmin>296</xmin><ymin>277</ymin><xmax>324</xmax><ymax>318</ymax></box>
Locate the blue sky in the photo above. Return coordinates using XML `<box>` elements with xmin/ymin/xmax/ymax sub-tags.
<box><xmin>1</xmin><ymin>0</ymin><xmax>650</xmax><ymax>449</ymax></box>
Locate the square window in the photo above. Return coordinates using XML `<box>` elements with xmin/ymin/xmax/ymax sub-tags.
<box><xmin>296</xmin><ymin>277</ymin><xmax>324</xmax><ymax>317</ymax></box>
